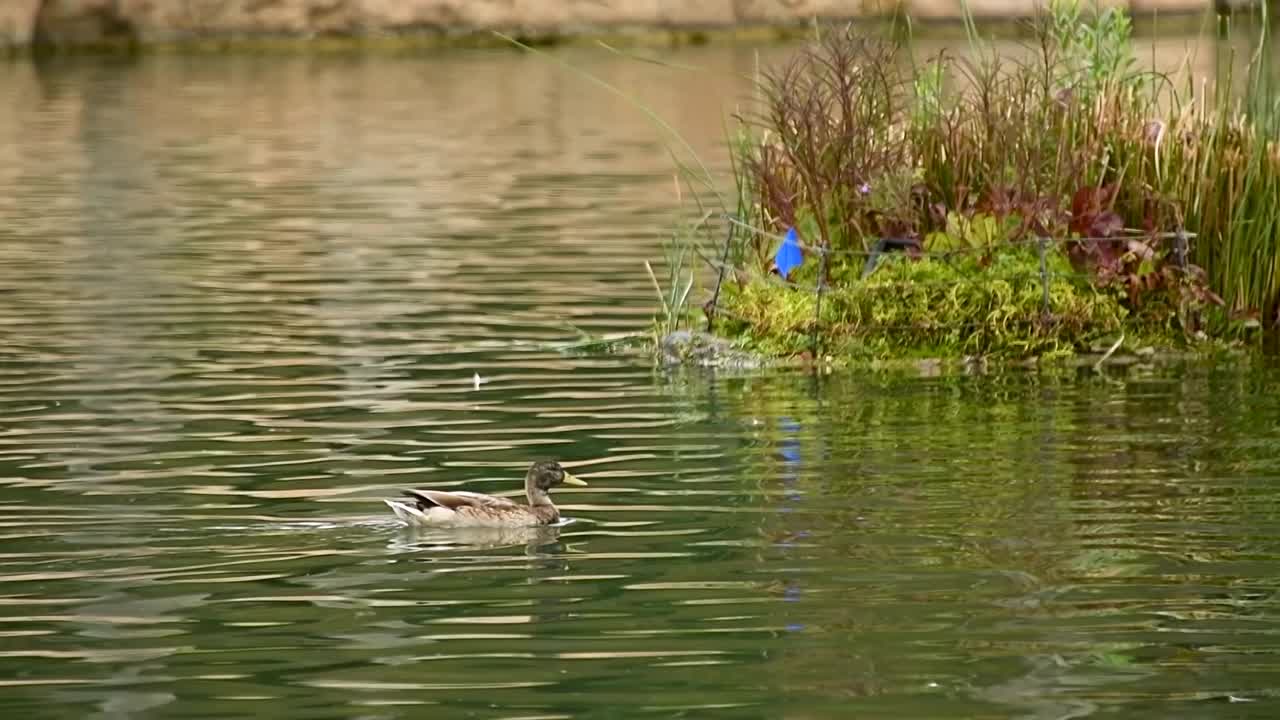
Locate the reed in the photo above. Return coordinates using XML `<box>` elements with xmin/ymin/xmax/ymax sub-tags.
<box><xmin>1166</xmin><ymin>10</ymin><xmax>1280</xmax><ymax>327</ymax></box>
<box><xmin>724</xmin><ymin>0</ymin><xmax>1279</xmax><ymax>358</ymax></box>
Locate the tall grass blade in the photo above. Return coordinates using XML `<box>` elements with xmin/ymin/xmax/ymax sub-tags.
<box><xmin>493</xmin><ymin>31</ymin><xmax>725</xmax><ymax>210</ymax></box>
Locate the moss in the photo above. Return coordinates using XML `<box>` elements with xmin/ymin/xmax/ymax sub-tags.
<box><xmin>713</xmin><ymin>244</ymin><xmax>1202</xmax><ymax>362</ymax></box>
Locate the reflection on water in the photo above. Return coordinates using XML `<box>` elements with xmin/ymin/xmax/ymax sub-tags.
<box><xmin>389</xmin><ymin>522</ymin><xmax>569</xmax><ymax>551</ymax></box>
<box><xmin>1</xmin><ymin>36</ymin><xmax>1280</xmax><ymax>720</ymax></box>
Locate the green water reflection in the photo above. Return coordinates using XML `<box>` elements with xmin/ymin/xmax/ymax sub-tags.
<box><xmin>2</xmin><ymin>38</ymin><xmax>1280</xmax><ymax>720</ymax></box>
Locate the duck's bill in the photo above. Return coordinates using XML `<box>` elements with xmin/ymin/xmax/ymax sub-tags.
<box><xmin>562</xmin><ymin>472</ymin><xmax>588</xmax><ymax>486</ymax></box>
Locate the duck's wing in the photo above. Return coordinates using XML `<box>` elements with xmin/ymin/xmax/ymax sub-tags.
<box><xmin>403</xmin><ymin>489</ymin><xmax>521</xmax><ymax>511</ymax></box>
<box><xmin>388</xmin><ymin>489</ymin><xmax>534</xmax><ymax>528</ymax></box>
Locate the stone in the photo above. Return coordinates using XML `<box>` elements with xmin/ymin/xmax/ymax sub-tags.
<box><xmin>1</xmin><ymin>0</ymin><xmax>1218</xmax><ymax>51</ymax></box>
<box><xmin>907</xmin><ymin>0</ymin><xmax>1128</xmax><ymax>19</ymax></box>
<box><xmin>660</xmin><ymin>330</ymin><xmax>764</xmax><ymax>369</ymax></box>
<box><xmin>0</xmin><ymin>0</ymin><xmax>41</xmax><ymax>52</ymax></box>
<box><xmin>1131</xmin><ymin>0</ymin><xmax>1212</xmax><ymax>11</ymax></box>
<box><xmin>32</xmin><ymin>0</ymin><xmax>137</xmax><ymax>49</ymax></box>
<box><xmin>731</xmin><ymin>0</ymin><xmax>876</xmax><ymax>24</ymax></box>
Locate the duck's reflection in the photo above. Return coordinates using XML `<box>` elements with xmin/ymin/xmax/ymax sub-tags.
<box><xmin>387</xmin><ymin>523</ymin><xmax>566</xmax><ymax>554</ymax></box>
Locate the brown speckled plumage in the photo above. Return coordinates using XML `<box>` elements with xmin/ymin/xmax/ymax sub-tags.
<box><xmin>384</xmin><ymin>461</ymin><xmax>587</xmax><ymax>528</ymax></box>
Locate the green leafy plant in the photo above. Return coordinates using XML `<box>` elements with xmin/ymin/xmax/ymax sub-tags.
<box><xmin>924</xmin><ymin>213</ymin><xmax>1023</xmax><ymax>254</ymax></box>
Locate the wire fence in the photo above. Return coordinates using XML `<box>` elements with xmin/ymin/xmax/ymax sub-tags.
<box><xmin>719</xmin><ymin>214</ymin><xmax>1195</xmax><ymax>260</ymax></box>
<box><xmin>702</xmin><ymin>256</ymin><xmax>1105</xmax><ymax>289</ymax></box>
<box><xmin>704</xmin><ymin>213</ymin><xmax>1196</xmax><ymax>352</ymax></box>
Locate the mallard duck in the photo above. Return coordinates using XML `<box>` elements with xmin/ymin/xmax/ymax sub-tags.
<box><xmin>384</xmin><ymin>460</ymin><xmax>587</xmax><ymax>528</ymax></box>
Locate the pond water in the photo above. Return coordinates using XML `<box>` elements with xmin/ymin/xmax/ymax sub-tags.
<box><xmin>2</xmin><ymin>38</ymin><xmax>1280</xmax><ymax>720</ymax></box>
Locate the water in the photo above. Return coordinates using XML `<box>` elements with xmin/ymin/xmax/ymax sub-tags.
<box><xmin>3</xmin><ymin>40</ymin><xmax>1280</xmax><ymax>720</ymax></box>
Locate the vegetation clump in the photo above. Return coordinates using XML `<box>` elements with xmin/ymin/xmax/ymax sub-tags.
<box><xmin>718</xmin><ymin>245</ymin><xmax>1129</xmax><ymax>359</ymax></box>
<box><xmin>676</xmin><ymin>1</ymin><xmax>1278</xmax><ymax>364</ymax></box>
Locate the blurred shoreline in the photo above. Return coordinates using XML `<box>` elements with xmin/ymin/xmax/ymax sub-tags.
<box><xmin>1</xmin><ymin>0</ymin><xmax>1232</xmax><ymax>56</ymax></box>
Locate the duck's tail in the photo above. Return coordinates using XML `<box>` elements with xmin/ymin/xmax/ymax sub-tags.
<box><xmin>384</xmin><ymin>498</ymin><xmax>425</xmax><ymax>526</ymax></box>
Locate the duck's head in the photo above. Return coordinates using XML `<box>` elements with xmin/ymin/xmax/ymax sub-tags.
<box><xmin>527</xmin><ymin>460</ymin><xmax>588</xmax><ymax>491</ymax></box>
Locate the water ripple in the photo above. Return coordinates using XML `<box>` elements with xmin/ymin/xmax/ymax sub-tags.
<box><xmin>3</xmin><ymin>44</ymin><xmax>1280</xmax><ymax>720</ymax></box>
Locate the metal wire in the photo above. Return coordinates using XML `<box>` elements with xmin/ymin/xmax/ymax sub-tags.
<box><xmin>703</xmin><ymin>256</ymin><xmax>1115</xmax><ymax>289</ymax></box>
<box><xmin>719</xmin><ymin>213</ymin><xmax>1196</xmax><ymax>261</ymax></box>
<box><xmin>701</xmin><ymin>212</ymin><xmax>1195</xmax><ymax>342</ymax></box>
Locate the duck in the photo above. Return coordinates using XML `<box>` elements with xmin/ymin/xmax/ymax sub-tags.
<box><xmin>383</xmin><ymin>460</ymin><xmax>587</xmax><ymax>528</ymax></box>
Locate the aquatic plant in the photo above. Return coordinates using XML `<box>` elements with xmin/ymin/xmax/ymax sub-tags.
<box><xmin>1161</xmin><ymin>10</ymin><xmax>1280</xmax><ymax>331</ymax></box>
<box><xmin>719</xmin><ymin>244</ymin><xmax>1136</xmax><ymax>359</ymax></box>
<box><xmin>714</xmin><ymin>0</ymin><xmax>1278</xmax><ymax>360</ymax></box>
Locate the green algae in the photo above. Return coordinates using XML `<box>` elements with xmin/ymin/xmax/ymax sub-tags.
<box><xmin>713</xmin><ymin>244</ymin><xmax>1221</xmax><ymax>362</ymax></box>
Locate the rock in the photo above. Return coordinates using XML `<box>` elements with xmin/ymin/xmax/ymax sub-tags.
<box><xmin>0</xmin><ymin>1</ymin><xmax>1220</xmax><ymax>51</ymax></box>
<box><xmin>915</xmin><ymin>358</ymin><xmax>943</xmax><ymax>376</ymax></box>
<box><xmin>734</xmin><ymin>0</ymin><xmax>884</xmax><ymax>24</ymax></box>
<box><xmin>7</xmin><ymin>0</ymin><xmax>866</xmax><ymax>49</ymax></box>
<box><xmin>1131</xmin><ymin>0</ymin><xmax>1209</xmax><ymax>11</ymax></box>
<box><xmin>659</xmin><ymin>330</ymin><xmax>764</xmax><ymax>370</ymax></box>
<box><xmin>0</xmin><ymin>1</ymin><xmax>42</xmax><ymax>52</ymax></box>
<box><xmin>909</xmin><ymin>0</ymin><xmax>1127</xmax><ymax>19</ymax></box>
<box><xmin>32</xmin><ymin>0</ymin><xmax>136</xmax><ymax>50</ymax></box>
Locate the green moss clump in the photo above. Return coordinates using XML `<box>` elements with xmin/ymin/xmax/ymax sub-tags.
<box><xmin>713</xmin><ymin>245</ymin><xmax>1188</xmax><ymax>360</ymax></box>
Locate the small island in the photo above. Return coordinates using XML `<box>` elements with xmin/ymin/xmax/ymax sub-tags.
<box><xmin>653</xmin><ymin>1</ymin><xmax>1277</xmax><ymax>369</ymax></box>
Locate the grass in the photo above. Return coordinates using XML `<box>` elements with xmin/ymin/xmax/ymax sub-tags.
<box><xmin>711</xmin><ymin>0</ymin><xmax>1278</xmax><ymax>361</ymax></box>
<box><xmin>717</xmin><ymin>243</ymin><xmax>1172</xmax><ymax>360</ymax></box>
